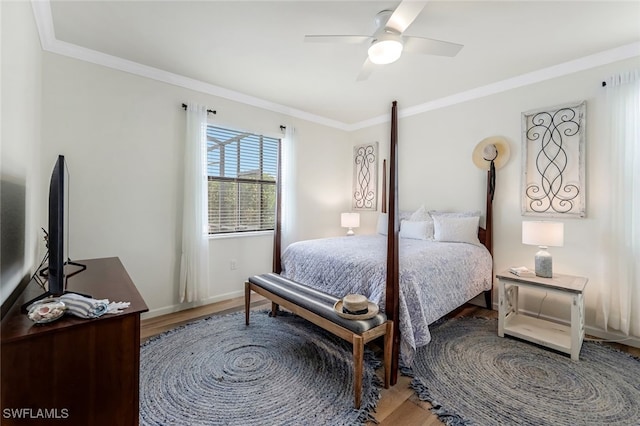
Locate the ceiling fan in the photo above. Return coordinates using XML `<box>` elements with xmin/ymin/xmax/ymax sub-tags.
<box><xmin>304</xmin><ymin>1</ymin><xmax>463</xmax><ymax>81</ymax></box>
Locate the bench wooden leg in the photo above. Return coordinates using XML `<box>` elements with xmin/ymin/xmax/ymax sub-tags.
<box><xmin>271</xmin><ymin>302</ymin><xmax>279</xmax><ymax>317</ymax></box>
<box><xmin>245</xmin><ymin>282</ymin><xmax>251</xmax><ymax>325</ymax></box>
<box><xmin>353</xmin><ymin>334</ymin><xmax>364</xmax><ymax>409</ymax></box>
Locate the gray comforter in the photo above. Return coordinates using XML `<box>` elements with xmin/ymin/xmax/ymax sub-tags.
<box><xmin>281</xmin><ymin>234</ymin><xmax>492</xmax><ymax>365</ymax></box>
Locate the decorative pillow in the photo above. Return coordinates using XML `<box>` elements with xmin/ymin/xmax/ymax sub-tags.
<box><xmin>433</xmin><ymin>215</ymin><xmax>481</xmax><ymax>245</ymax></box>
<box><xmin>377</xmin><ymin>213</ymin><xmax>388</xmax><ymax>236</ymax></box>
<box><xmin>399</xmin><ymin>220</ymin><xmax>430</xmax><ymax>240</ymax></box>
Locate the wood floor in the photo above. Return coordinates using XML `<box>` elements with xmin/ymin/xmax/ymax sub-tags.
<box><xmin>140</xmin><ymin>298</ymin><xmax>639</xmax><ymax>425</ymax></box>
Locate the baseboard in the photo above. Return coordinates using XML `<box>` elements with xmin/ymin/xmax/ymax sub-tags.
<box><xmin>142</xmin><ymin>289</ymin><xmax>245</xmax><ymax>319</ymax></box>
<box><xmin>584</xmin><ymin>325</ymin><xmax>640</xmax><ymax>349</ymax></box>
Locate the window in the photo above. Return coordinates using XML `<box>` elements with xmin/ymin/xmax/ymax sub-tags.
<box><xmin>206</xmin><ymin>125</ymin><xmax>279</xmax><ymax>234</ymax></box>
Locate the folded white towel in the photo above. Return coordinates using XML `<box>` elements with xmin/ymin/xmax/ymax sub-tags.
<box><xmin>59</xmin><ymin>293</ymin><xmax>115</xmax><ymax>318</ymax></box>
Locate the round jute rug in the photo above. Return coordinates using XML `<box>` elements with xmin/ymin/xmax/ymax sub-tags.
<box><xmin>406</xmin><ymin>317</ymin><xmax>640</xmax><ymax>426</ymax></box>
<box><xmin>140</xmin><ymin>310</ymin><xmax>381</xmax><ymax>425</ymax></box>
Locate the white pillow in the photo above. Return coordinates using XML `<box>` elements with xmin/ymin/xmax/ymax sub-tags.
<box><xmin>400</xmin><ymin>220</ymin><xmax>430</xmax><ymax>240</ymax></box>
<box><xmin>377</xmin><ymin>213</ymin><xmax>388</xmax><ymax>235</ymax></box>
<box><xmin>433</xmin><ymin>215</ymin><xmax>481</xmax><ymax>245</ymax></box>
<box><xmin>378</xmin><ymin>210</ymin><xmax>435</xmax><ymax>238</ymax></box>
<box><xmin>410</xmin><ymin>205</ymin><xmax>430</xmax><ymax>221</ymax></box>
<box><xmin>429</xmin><ymin>210</ymin><xmax>481</xmax><ymax>218</ymax></box>
<box><xmin>399</xmin><ymin>210</ymin><xmax>413</xmax><ymax>221</ymax></box>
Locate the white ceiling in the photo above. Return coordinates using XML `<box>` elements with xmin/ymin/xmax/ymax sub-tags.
<box><xmin>43</xmin><ymin>0</ymin><xmax>640</xmax><ymax>128</ymax></box>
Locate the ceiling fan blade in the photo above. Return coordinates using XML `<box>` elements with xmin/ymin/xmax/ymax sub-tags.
<box><xmin>356</xmin><ymin>58</ymin><xmax>375</xmax><ymax>81</ymax></box>
<box><xmin>403</xmin><ymin>36</ymin><xmax>463</xmax><ymax>57</ymax></box>
<box><xmin>385</xmin><ymin>1</ymin><xmax>427</xmax><ymax>34</ymax></box>
<box><xmin>304</xmin><ymin>35</ymin><xmax>371</xmax><ymax>44</ymax></box>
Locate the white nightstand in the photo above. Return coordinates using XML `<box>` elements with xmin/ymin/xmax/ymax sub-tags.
<box><xmin>496</xmin><ymin>271</ymin><xmax>588</xmax><ymax>361</ymax></box>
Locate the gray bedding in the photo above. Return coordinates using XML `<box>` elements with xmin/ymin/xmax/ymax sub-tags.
<box><xmin>281</xmin><ymin>234</ymin><xmax>492</xmax><ymax>365</ymax></box>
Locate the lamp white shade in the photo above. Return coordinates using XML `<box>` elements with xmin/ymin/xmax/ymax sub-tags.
<box><xmin>522</xmin><ymin>221</ymin><xmax>564</xmax><ymax>278</ymax></box>
<box><xmin>341</xmin><ymin>212</ymin><xmax>360</xmax><ymax>236</ymax></box>
<box><xmin>341</xmin><ymin>212</ymin><xmax>360</xmax><ymax>228</ymax></box>
<box><xmin>522</xmin><ymin>221</ymin><xmax>564</xmax><ymax>247</ymax></box>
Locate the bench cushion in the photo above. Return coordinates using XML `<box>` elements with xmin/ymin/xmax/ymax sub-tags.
<box><xmin>248</xmin><ymin>273</ymin><xmax>387</xmax><ymax>335</ymax></box>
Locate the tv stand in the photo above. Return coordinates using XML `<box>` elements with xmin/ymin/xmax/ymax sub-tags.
<box><xmin>1</xmin><ymin>257</ymin><xmax>148</xmax><ymax>426</ymax></box>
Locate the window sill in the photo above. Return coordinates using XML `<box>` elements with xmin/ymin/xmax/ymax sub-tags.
<box><xmin>209</xmin><ymin>230</ymin><xmax>274</xmax><ymax>240</ymax></box>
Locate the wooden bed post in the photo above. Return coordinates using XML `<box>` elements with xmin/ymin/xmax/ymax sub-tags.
<box><xmin>381</xmin><ymin>159</ymin><xmax>387</xmax><ymax>214</ymax></box>
<box><xmin>485</xmin><ymin>170</ymin><xmax>493</xmax><ymax>256</ymax></box>
<box><xmin>273</xmin><ymin>137</ymin><xmax>283</xmax><ymax>274</ymax></box>
<box><xmin>385</xmin><ymin>101</ymin><xmax>400</xmax><ymax>385</ymax></box>
<box><xmin>484</xmin><ymin>168</ymin><xmax>494</xmax><ymax>309</ymax></box>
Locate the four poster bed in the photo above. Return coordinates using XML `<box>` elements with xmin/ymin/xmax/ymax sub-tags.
<box><xmin>272</xmin><ymin>102</ymin><xmax>494</xmax><ymax>384</ymax></box>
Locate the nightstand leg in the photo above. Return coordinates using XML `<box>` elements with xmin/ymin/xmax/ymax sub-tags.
<box><xmin>570</xmin><ymin>293</ymin><xmax>584</xmax><ymax>361</ymax></box>
<box><xmin>498</xmin><ymin>280</ymin><xmax>506</xmax><ymax>337</ymax></box>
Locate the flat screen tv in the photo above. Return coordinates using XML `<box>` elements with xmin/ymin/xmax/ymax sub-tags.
<box><xmin>22</xmin><ymin>155</ymin><xmax>86</xmax><ymax>311</ymax></box>
<box><xmin>48</xmin><ymin>154</ymin><xmax>66</xmax><ymax>295</ymax></box>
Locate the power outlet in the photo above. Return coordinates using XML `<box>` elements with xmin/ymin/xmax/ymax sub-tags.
<box><xmin>230</xmin><ymin>260</ymin><xmax>237</xmax><ymax>270</ymax></box>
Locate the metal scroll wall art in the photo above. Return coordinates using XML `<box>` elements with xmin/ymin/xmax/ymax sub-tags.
<box><xmin>352</xmin><ymin>142</ymin><xmax>378</xmax><ymax>211</ymax></box>
<box><xmin>521</xmin><ymin>101</ymin><xmax>586</xmax><ymax>218</ymax></box>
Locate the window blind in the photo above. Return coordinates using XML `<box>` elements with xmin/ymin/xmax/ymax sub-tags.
<box><xmin>206</xmin><ymin>125</ymin><xmax>279</xmax><ymax>234</ymax></box>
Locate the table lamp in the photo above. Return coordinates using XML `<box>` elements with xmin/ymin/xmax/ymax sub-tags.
<box><xmin>522</xmin><ymin>221</ymin><xmax>564</xmax><ymax>278</ymax></box>
<box><xmin>341</xmin><ymin>212</ymin><xmax>360</xmax><ymax>236</ymax></box>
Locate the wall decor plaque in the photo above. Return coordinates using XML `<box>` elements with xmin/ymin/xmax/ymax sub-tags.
<box><xmin>521</xmin><ymin>101</ymin><xmax>586</xmax><ymax>218</ymax></box>
<box><xmin>352</xmin><ymin>142</ymin><xmax>378</xmax><ymax>211</ymax></box>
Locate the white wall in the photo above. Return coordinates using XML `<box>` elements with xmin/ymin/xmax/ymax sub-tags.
<box><xmin>40</xmin><ymin>53</ymin><xmax>351</xmax><ymax>317</ymax></box>
<box><xmin>0</xmin><ymin>1</ymin><xmax>43</xmax><ymax>304</ymax></box>
<box><xmin>352</xmin><ymin>56</ymin><xmax>640</xmax><ymax>341</ymax></box>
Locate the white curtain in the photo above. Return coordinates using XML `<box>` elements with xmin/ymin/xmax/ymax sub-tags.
<box><xmin>597</xmin><ymin>70</ymin><xmax>640</xmax><ymax>337</ymax></box>
<box><xmin>179</xmin><ymin>103</ymin><xmax>210</xmax><ymax>303</ymax></box>
<box><xmin>281</xmin><ymin>126</ymin><xmax>297</xmax><ymax>250</ymax></box>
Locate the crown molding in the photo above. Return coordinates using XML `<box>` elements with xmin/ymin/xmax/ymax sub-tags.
<box><xmin>30</xmin><ymin>0</ymin><xmax>351</xmax><ymax>131</ymax></box>
<box><xmin>31</xmin><ymin>1</ymin><xmax>639</xmax><ymax>133</ymax></box>
<box><xmin>350</xmin><ymin>41</ymin><xmax>640</xmax><ymax>131</ymax></box>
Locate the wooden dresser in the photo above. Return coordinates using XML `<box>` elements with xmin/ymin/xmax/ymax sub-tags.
<box><xmin>1</xmin><ymin>257</ymin><xmax>148</xmax><ymax>425</ymax></box>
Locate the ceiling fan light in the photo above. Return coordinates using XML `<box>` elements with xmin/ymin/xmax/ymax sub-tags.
<box><xmin>368</xmin><ymin>39</ymin><xmax>403</xmax><ymax>65</ymax></box>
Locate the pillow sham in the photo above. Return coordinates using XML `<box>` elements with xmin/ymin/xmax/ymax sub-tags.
<box><xmin>433</xmin><ymin>215</ymin><xmax>481</xmax><ymax>246</ymax></box>
<box><xmin>399</xmin><ymin>220</ymin><xmax>430</xmax><ymax>240</ymax></box>
<box><xmin>377</xmin><ymin>213</ymin><xmax>388</xmax><ymax>236</ymax></box>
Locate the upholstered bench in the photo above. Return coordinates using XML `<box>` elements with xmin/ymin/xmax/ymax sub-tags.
<box><xmin>245</xmin><ymin>273</ymin><xmax>393</xmax><ymax>408</ymax></box>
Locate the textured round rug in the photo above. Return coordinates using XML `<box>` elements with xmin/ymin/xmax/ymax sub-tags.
<box><xmin>140</xmin><ymin>310</ymin><xmax>381</xmax><ymax>425</ymax></box>
<box><xmin>406</xmin><ymin>317</ymin><xmax>640</xmax><ymax>426</ymax></box>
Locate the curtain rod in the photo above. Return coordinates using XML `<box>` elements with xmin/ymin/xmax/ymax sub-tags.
<box><xmin>181</xmin><ymin>103</ymin><xmax>216</xmax><ymax>115</ymax></box>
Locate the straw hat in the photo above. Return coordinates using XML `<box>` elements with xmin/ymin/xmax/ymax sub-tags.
<box><xmin>333</xmin><ymin>294</ymin><xmax>379</xmax><ymax>320</ymax></box>
<box><xmin>472</xmin><ymin>136</ymin><xmax>511</xmax><ymax>170</ymax></box>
